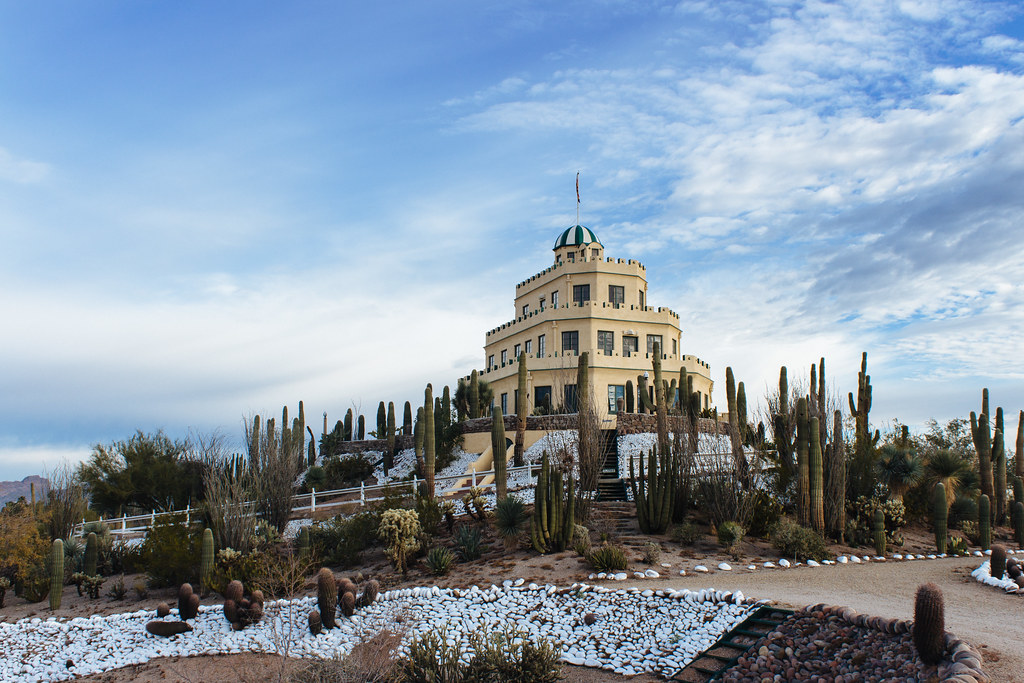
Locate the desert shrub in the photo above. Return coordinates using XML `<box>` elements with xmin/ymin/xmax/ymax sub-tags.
<box><xmin>464</xmin><ymin>625</ymin><xmax>562</xmax><ymax>683</ymax></box>
<box><xmin>303</xmin><ymin>465</ymin><xmax>326</xmax><ymax>493</ymax></box>
<box><xmin>378</xmin><ymin>509</ymin><xmax>421</xmax><ymax>574</ymax></box>
<box><xmin>641</xmin><ymin>542</ymin><xmax>661</xmax><ymax>565</ymax></box>
<box><xmin>308</xmin><ymin>512</ymin><xmax>380</xmax><ymax>568</ymax></box>
<box><xmin>588</xmin><ymin>545</ymin><xmax>628</xmax><ymax>572</ymax></box>
<box><xmin>209</xmin><ymin>547</ymin><xmax>263</xmax><ymax>594</ymax></box>
<box><xmin>849</xmin><ymin>496</ymin><xmax>905</xmax><ymax>546</ymax></box>
<box><xmin>107</xmin><ymin>574</ymin><xmax>127</xmax><ymax>601</ymax></box>
<box><xmin>294</xmin><ymin>628</ymin><xmax>404</xmax><ymax>683</ymax></box>
<box><xmin>453</xmin><ymin>525</ymin><xmax>483</xmax><ymax>561</ymax></box>
<box><xmin>323</xmin><ymin>454</ymin><xmax>376</xmax><ymax>489</ymax></box>
<box><xmin>949</xmin><ymin>495</ymin><xmax>978</xmax><ymax>529</ymax></box>
<box><xmin>104</xmin><ymin>538</ymin><xmax>143</xmax><ymax>575</ymax></box>
<box><xmin>139</xmin><ymin>514</ymin><xmax>201</xmax><ymax>587</ymax></box>
<box><xmin>415</xmin><ymin>495</ymin><xmax>443</xmax><ymax>538</ymax></box>
<box><xmin>249</xmin><ymin>548</ymin><xmax>315</xmax><ymax>599</ymax></box>
<box><xmin>0</xmin><ymin>501</ymin><xmax>50</xmax><ymax>596</ymax></box>
<box><xmin>254</xmin><ymin>520</ymin><xmax>282</xmax><ymax>548</ymax></box>
<box><xmin>961</xmin><ymin>520</ymin><xmax>980</xmax><ymax>545</ymax></box>
<box><xmin>492</xmin><ymin>497</ymin><xmax>528</xmax><ymax>551</ymax></box>
<box><xmin>424</xmin><ymin>547</ymin><xmax>456</xmax><ymax>576</ymax></box>
<box><xmin>572</xmin><ymin>525</ymin><xmax>592</xmax><ymax>556</ymax></box>
<box><xmin>770</xmin><ymin>518</ymin><xmax>828</xmax><ymax>562</ymax></box>
<box><xmin>671</xmin><ymin>521</ymin><xmax>702</xmax><ymax>546</ymax></box>
<box><xmin>404</xmin><ymin>627</ymin><xmax>465</xmax><ymax>683</ymax></box>
<box><xmin>717</xmin><ymin>521</ymin><xmax>745</xmax><ymax>549</ymax></box>
<box><xmin>946</xmin><ymin>535</ymin><xmax>969</xmax><ymax>555</ymax></box>
<box><xmin>747</xmin><ymin>490</ymin><xmax>784</xmax><ymax>537</ymax></box>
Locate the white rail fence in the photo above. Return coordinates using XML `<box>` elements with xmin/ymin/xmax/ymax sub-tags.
<box><xmin>74</xmin><ymin>462</ymin><xmax>543</xmax><ymax>536</ymax></box>
<box><xmin>73</xmin><ymin>451</ymin><xmax>740</xmax><ymax>537</ymax></box>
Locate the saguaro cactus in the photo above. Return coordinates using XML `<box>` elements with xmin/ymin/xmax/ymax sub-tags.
<box><xmin>970</xmin><ymin>389</ymin><xmax>994</xmax><ymax>515</ymax></box>
<box><xmin>848</xmin><ymin>352</ymin><xmax>879</xmax><ymax>467</ymax></box>
<box><xmin>376</xmin><ymin>402</ymin><xmax>386</xmax><ymax>439</ymax></box>
<box><xmin>492</xmin><ymin>405</ymin><xmax>507</xmax><ymax>501</ymax></box>
<box><xmin>828</xmin><ymin>409</ymin><xmax>846</xmax><ymax>540</ymax></box>
<box><xmin>386</xmin><ymin>402</ymin><xmax>396</xmax><ymax>471</ymax></box>
<box><xmin>625</xmin><ymin>379</ymin><xmax>634</xmax><ymax>413</ymax></box>
<box><xmin>403</xmin><ymin>401</ymin><xmax>413</xmax><ymax>436</ymax></box>
<box><xmin>809</xmin><ymin>416</ymin><xmax>824</xmax><ymax>533</ymax></box>
<box><xmin>994</xmin><ymin>407</ymin><xmax>1006</xmax><ymax>525</ymax></box>
<box><xmin>873</xmin><ymin>508</ymin><xmax>886</xmax><ymax>556</ymax></box>
<box><xmin>979</xmin><ymin>494</ymin><xmax>991</xmax><ymax>550</ymax></box>
<box><xmin>50</xmin><ymin>539</ymin><xmax>63</xmax><ymax>611</ymax></box>
<box><xmin>84</xmin><ymin>531</ymin><xmax>98</xmax><ymax>577</ymax></box>
<box><xmin>932</xmin><ymin>483</ymin><xmax>947</xmax><ymax>554</ymax></box>
<box><xmin>913</xmin><ymin>583</ymin><xmax>945</xmax><ymax>665</ymax></box>
<box><xmin>414</xmin><ymin>407</ymin><xmax>424</xmax><ymax>481</ymax></box>
<box><xmin>514</xmin><ymin>353</ymin><xmax>527</xmax><ymax>467</ymax></box>
<box><xmin>424</xmin><ymin>384</ymin><xmax>435</xmax><ymax>498</ymax></box>
<box><xmin>1013</xmin><ymin>501</ymin><xmax>1024</xmax><ymax>547</ymax></box>
<box><xmin>200</xmin><ymin>528</ymin><xmax>215</xmax><ymax>596</ymax></box>
<box><xmin>773</xmin><ymin>367</ymin><xmax>795</xmax><ymax>479</ymax></box>
<box><xmin>796</xmin><ymin>397</ymin><xmax>810</xmax><ymax>526</ymax></box>
<box><xmin>470</xmin><ymin>369</ymin><xmax>480</xmax><ymax>419</ymax></box>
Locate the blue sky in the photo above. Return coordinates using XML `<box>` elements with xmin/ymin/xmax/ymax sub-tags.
<box><xmin>2</xmin><ymin>0</ymin><xmax>1023</xmax><ymax>480</ymax></box>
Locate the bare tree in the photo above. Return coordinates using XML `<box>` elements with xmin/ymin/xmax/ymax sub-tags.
<box><xmin>198</xmin><ymin>430</ymin><xmax>258</xmax><ymax>555</ymax></box>
<box><xmin>247</xmin><ymin>413</ymin><xmax>301</xmax><ymax>534</ymax></box>
<box><xmin>45</xmin><ymin>462</ymin><xmax>88</xmax><ymax>540</ymax></box>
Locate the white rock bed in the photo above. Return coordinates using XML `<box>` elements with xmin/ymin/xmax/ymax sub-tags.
<box><xmin>0</xmin><ymin>583</ymin><xmax>758</xmax><ymax>682</ymax></box>
<box><xmin>971</xmin><ymin>559</ymin><xmax>1023</xmax><ymax>593</ymax></box>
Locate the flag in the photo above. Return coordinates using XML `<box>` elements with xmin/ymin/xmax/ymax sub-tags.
<box><xmin>576</xmin><ymin>172</ymin><xmax>580</xmax><ymax>204</ymax></box>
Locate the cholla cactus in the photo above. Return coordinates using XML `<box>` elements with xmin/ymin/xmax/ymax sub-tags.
<box><xmin>377</xmin><ymin>509</ymin><xmax>421</xmax><ymax>574</ymax></box>
<box><xmin>463</xmin><ymin>486</ymin><xmax>488</xmax><ymax>520</ymax></box>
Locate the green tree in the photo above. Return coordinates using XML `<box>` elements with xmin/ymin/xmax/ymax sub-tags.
<box><xmin>77</xmin><ymin>431</ymin><xmax>205</xmax><ymax>515</ymax></box>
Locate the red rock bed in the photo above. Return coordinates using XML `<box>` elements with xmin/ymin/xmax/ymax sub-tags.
<box><xmin>719</xmin><ymin>604</ymin><xmax>987</xmax><ymax>682</ymax></box>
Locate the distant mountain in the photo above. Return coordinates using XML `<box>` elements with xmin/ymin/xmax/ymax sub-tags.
<box><xmin>0</xmin><ymin>475</ymin><xmax>49</xmax><ymax>506</ymax></box>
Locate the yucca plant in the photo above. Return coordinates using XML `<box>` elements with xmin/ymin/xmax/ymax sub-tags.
<box><xmin>587</xmin><ymin>544</ymin><xmax>628</xmax><ymax>572</ymax></box>
<box><xmin>877</xmin><ymin>445</ymin><xmax>923</xmax><ymax>503</ymax></box>
<box><xmin>453</xmin><ymin>525</ymin><xmax>483</xmax><ymax>561</ymax></box>
<box><xmin>925</xmin><ymin>449</ymin><xmax>972</xmax><ymax>509</ymax></box>
<box><xmin>424</xmin><ymin>546</ymin><xmax>456</xmax><ymax>576</ymax></box>
<box><xmin>492</xmin><ymin>496</ymin><xmax>529</xmax><ymax>551</ymax></box>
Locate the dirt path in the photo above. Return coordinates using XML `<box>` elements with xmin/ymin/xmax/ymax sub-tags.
<box><xmin>645</xmin><ymin>555</ymin><xmax>1022</xmax><ymax>682</ymax></box>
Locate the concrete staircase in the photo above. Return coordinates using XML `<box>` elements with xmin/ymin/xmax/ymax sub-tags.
<box><xmin>595</xmin><ymin>429</ymin><xmax>627</xmax><ymax>501</ymax></box>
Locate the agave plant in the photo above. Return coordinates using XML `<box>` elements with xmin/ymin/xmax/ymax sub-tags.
<box><xmin>492</xmin><ymin>496</ymin><xmax>528</xmax><ymax>551</ymax></box>
<box><xmin>925</xmin><ymin>449</ymin><xmax>972</xmax><ymax>508</ymax></box>
<box><xmin>877</xmin><ymin>445</ymin><xmax>923</xmax><ymax>503</ymax></box>
<box><xmin>424</xmin><ymin>546</ymin><xmax>456</xmax><ymax>576</ymax></box>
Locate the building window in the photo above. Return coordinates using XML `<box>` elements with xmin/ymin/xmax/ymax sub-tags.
<box><xmin>522</xmin><ymin>304</ymin><xmax>528</xmax><ymax>317</ymax></box>
<box><xmin>598</xmin><ymin>330</ymin><xmax>614</xmax><ymax>356</ymax></box>
<box><xmin>639</xmin><ymin>290</ymin><xmax>645</xmax><ymax>309</ymax></box>
<box><xmin>539</xmin><ymin>296</ymin><xmax>546</xmax><ymax>309</ymax></box>
<box><xmin>568</xmin><ymin>252</ymin><xmax>575</xmax><ymax>262</ymax></box>
<box><xmin>501</xmin><ymin>349</ymin><xmax>508</xmax><ymax>365</ymax></box>
<box><xmin>647</xmin><ymin>334</ymin><xmax>663</xmax><ymax>356</ymax></box>
<box><xmin>607</xmin><ymin>385</ymin><xmax>625</xmax><ymax>414</ymax></box>
<box><xmin>609</xmin><ymin>285</ymin><xmax>624</xmax><ymax>306</ymax></box>
<box><xmin>552</xmin><ymin>291</ymin><xmax>559</xmax><ymax>307</ymax></box>
<box><xmin>501</xmin><ymin>392</ymin><xmax>508</xmax><ymax>415</ymax></box>
<box><xmin>672</xmin><ymin>338</ymin><xmax>678</xmax><ymax>357</ymax></box>
<box><xmin>592</xmin><ymin>248</ymin><xmax>600</xmax><ymax>260</ymax></box>
<box><xmin>535</xmin><ymin>386</ymin><xmax>552</xmax><ymax>413</ymax></box>
<box><xmin>573</xmin><ymin>284</ymin><xmax>590</xmax><ymax>304</ymax></box>
<box><xmin>561</xmin><ymin>330</ymin><xmax>579</xmax><ymax>354</ymax></box>
<box><xmin>623</xmin><ymin>335</ymin><xmax>639</xmax><ymax>357</ymax></box>
<box><xmin>525</xmin><ymin>339</ymin><xmax>532</xmax><ymax>354</ymax></box>
<box><xmin>488</xmin><ymin>354</ymin><xmax>495</xmax><ymax>368</ymax></box>
<box><xmin>564</xmin><ymin>384</ymin><xmax>578</xmax><ymax>413</ymax></box>
<box><xmin>538</xmin><ymin>334</ymin><xmax>546</xmax><ymax>356</ymax></box>
<box><xmin>513</xmin><ymin>343</ymin><xmax>521</xmax><ymax>359</ymax></box>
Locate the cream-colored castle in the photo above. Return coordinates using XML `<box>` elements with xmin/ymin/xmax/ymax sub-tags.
<box><xmin>475</xmin><ymin>225</ymin><xmax>713</xmax><ymax>425</ymax></box>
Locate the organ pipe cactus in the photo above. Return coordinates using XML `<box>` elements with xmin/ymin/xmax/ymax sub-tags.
<box><xmin>653</xmin><ymin>345</ymin><xmax>669</xmax><ymax>458</ymax></box>
<box><xmin>249</xmin><ymin>415</ymin><xmax>261</xmax><ymax>467</ymax></box>
<box><xmin>809</xmin><ymin>416</ymin><xmax>824</xmax><ymax>533</ymax></box>
<box><xmin>994</xmin><ymin>407</ymin><xmax>1006</xmax><ymax>524</ymax></box>
<box><xmin>514</xmin><ymin>353</ymin><xmax>527</xmax><ymax>467</ymax></box>
<box><xmin>629</xmin><ymin>446</ymin><xmax>677</xmax><ymax>534</ymax></box>
<box><xmin>50</xmin><ymin>539</ymin><xmax>63</xmax><ymax>611</ymax></box>
<box><xmin>932</xmin><ymin>483</ymin><xmax>947</xmax><ymax>554</ymax></box>
<box><xmin>873</xmin><ymin>508</ymin><xmax>886</xmax><ymax>556</ymax></box>
<box><xmin>978</xmin><ymin>494</ymin><xmax>991</xmax><ymax>550</ymax></box>
<box><xmin>530</xmin><ymin>452</ymin><xmax>575</xmax><ymax>553</ymax></box>
<box><xmin>424</xmin><ymin>384</ymin><xmax>435</xmax><ymax>498</ymax></box>
<box><xmin>414</xmin><ymin>407</ymin><xmax>424</xmax><ymax>484</ymax></box>
<box><xmin>829</xmin><ymin>409</ymin><xmax>846</xmax><ymax>541</ymax></box>
<box><xmin>84</xmin><ymin>531</ymin><xmax>98</xmax><ymax>578</ymax></box>
<box><xmin>200</xmin><ymin>528</ymin><xmax>214</xmax><ymax>597</ymax></box>
<box><xmin>492</xmin><ymin>405</ymin><xmax>508</xmax><ymax>501</ymax></box>
<box><xmin>913</xmin><ymin>583</ymin><xmax>945</xmax><ymax>666</ymax></box>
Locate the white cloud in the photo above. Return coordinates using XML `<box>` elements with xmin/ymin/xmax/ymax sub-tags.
<box><xmin>0</xmin><ymin>147</ymin><xmax>49</xmax><ymax>184</ymax></box>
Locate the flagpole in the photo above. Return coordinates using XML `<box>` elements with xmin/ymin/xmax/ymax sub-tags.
<box><xmin>576</xmin><ymin>171</ymin><xmax>580</xmax><ymax>226</ymax></box>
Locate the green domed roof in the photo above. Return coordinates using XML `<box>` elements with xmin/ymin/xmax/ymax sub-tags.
<box><xmin>553</xmin><ymin>224</ymin><xmax>602</xmax><ymax>251</ymax></box>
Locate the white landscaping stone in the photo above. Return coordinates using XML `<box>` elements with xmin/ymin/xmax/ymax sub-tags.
<box><xmin>693</xmin><ymin>565</ymin><xmax>709</xmax><ymax>573</ymax></box>
<box><xmin>778</xmin><ymin>559</ymin><xmax>791</xmax><ymax>568</ymax></box>
<box><xmin>717</xmin><ymin>563</ymin><xmax>732</xmax><ymax>571</ymax></box>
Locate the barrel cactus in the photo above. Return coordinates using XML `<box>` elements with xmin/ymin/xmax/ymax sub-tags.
<box><xmin>84</xmin><ymin>531</ymin><xmax>98</xmax><ymax>577</ymax></box>
<box><xmin>991</xmin><ymin>544</ymin><xmax>1006</xmax><ymax>580</ymax></box>
<box><xmin>913</xmin><ymin>583</ymin><xmax>945</xmax><ymax>665</ymax></box>
<box><xmin>316</xmin><ymin>568</ymin><xmax>337</xmax><ymax>629</ymax></box>
<box><xmin>200</xmin><ymin>528</ymin><xmax>214</xmax><ymax>596</ymax></box>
